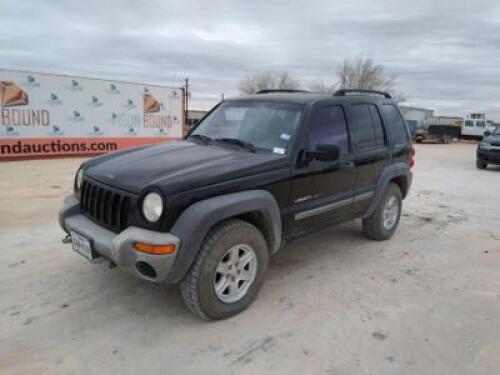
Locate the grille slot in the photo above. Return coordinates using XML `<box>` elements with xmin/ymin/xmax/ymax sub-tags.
<box><xmin>80</xmin><ymin>179</ymin><xmax>130</xmax><ymax>231</ymax></box>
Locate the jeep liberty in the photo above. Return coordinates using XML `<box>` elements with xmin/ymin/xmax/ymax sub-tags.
<box><xmin>60</xmin><ymin>89</ymin><xmax>414</xmax><ymax>320</ymax></box>
<box><xmin>477</xmin><ymin>126</ymin><xmax>500</xmax><ymax>169</ymax></box>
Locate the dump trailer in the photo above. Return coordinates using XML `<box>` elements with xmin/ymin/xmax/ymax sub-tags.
<box><xmin>415</xmin><ymin>115</ymin><xmax>463</xmax><ymax>143</ymax></box>
<box><xmin>415</xmin><ymin>124</ymin><xmax>461</xmax><ymax>144</ymax></box>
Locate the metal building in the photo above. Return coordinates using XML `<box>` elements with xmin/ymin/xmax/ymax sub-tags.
<box><xmin>399</xmin><ymin>106</ymin><xmax>434</xmax><ymax>128</ymax></box>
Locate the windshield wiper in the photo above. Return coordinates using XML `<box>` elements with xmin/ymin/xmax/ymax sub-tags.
<box><xmin>188</xmin><ymin>134</ymin><xmax>213</xmax><ymax>144</ymax></box>
<box><xmin>214</xmin><ymin>138</ymin><xmax>256</xmax><ymax>152</ymax></box>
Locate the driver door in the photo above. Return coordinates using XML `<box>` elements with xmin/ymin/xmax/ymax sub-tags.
<box><xmin>290</xmin><ymin>105</ymin><xmax>356</xmax><ymax>237</ymax></box>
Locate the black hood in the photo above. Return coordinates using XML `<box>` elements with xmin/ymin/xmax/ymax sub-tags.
<box><xmin>84</xmin><ymin>140</ymin><xmax>287</xmax><ymax>195</ymax></box>
<box><xmin>483</xmin><ymin>134</ymin><xmax>500</xmax><ymax>146</ymax></box>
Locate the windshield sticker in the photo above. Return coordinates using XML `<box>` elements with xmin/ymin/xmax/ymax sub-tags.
<box><xmin>280</xmin><ymin>133</ymin><xmax>291</xmax><ymax>141</ymax></box>
<box><xmin>273</xmin><ymin>147</ymin><xmax>286</xmax><ymax>155</ymax></box>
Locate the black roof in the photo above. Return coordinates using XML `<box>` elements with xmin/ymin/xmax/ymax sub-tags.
<box><xmin>230</xmin><ymin>92</ymin><xmax>330</xmax><ymax>104</ymax></box>
<box><xmin>227</xmin><ymin>91</ymin><xmax>394</xmax><ymax>106</ymax></box>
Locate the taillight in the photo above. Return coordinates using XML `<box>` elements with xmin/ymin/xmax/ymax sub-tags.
<box><xmin>409</xmin><ymin>144</ymin><xmax>415</xmax><ymax>172</ymax></box>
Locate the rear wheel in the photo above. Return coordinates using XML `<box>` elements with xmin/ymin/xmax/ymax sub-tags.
<box><xmin>362</xmin><ymin>183</ymin><xmax>402</xmax><ymax>241</ymax></box>
<box><xmin>476</xmin><ymin>159</ymin><xmax>487</xmax><ymax>170</ymax></box>
<box><xmin>180</xmin><ymin>219</ymin><xmax>268</xmax><ymax>320</ymax></box>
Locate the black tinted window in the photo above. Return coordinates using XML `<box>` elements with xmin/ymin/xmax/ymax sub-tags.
<box><xmin>382</xmin><ymin>104</ymin><xmax>409</xmax><ymax>146</ymax></box>
<box><xmin>349</xmin><ymin>104</ymin><xmax>386</xmax><ymax>150</ymax></box>
<box><xmin>309</xmin><ymin>106</ymin><xmax>349</xmax><ymax>155</ymax></box>
<box><xmin>370</xmin><ymin>106</ymin><xmax>385</xmax><ymax>145</ymax></box>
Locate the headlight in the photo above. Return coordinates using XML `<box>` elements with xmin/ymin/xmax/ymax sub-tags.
<box><xmin>480</xmin><ymin>142</ymin><xmax>491</xmax><ymax>150</ymax></box>
<box><xmin>142</xmin><ymin>192</ymin><xmax>164</xmax><ymax>222</ymax></box>
<box><xmin>75</xmin><ymin>168</ymin><xmax>84</xmax><ymax>190</ymax></box>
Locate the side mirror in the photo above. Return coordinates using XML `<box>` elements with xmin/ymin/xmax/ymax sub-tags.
<box><xmin>308</xmin><ymin>144</ymin><xmax>340</xmax><ymax>162</ymax></box>
<box><xmin>484</xmin><ymin>130</ymin><xmax>492</xmax><ymax>137</ymax></box>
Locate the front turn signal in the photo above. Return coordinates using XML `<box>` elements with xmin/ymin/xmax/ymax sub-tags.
<box><xmin>133</xmin><ymin>242</ymin><xmax>176</xmax><ymax>255</ymax></box>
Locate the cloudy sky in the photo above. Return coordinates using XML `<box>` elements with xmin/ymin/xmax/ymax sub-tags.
<box><xmin>1</xmin><ymin>0</ymin><xmax>500</xmax><ymax>119</ymax></box>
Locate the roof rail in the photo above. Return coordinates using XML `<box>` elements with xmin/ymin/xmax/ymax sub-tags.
<box><xmin>256</xmin><ymin>89</ymin><xmax>310</xmax><ymax>94</ymax></box>
<box><xmin>333</xmin><ymin>89</ymin><xmax>392</xmax><ymax>99</ymax></box>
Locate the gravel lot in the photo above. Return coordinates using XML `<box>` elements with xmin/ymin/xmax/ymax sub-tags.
<box><xmin>1</xmin><ymin>143</ymin><xmax>499</xmax><ymax>374</ymax></box>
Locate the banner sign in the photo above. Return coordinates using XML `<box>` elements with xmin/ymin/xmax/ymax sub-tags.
<box><xmin>0</xmin><ymin>69</ymin><xmax>184</xmax><ymax>159</ymax></box>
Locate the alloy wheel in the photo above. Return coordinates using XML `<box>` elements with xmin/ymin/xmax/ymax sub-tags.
<box><xmin>214</xmin><ymin>244</ymin><xmax>258</xmax><ymax>303</ymax></box>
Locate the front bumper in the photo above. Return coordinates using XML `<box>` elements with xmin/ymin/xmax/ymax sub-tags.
<box><xmin>477</xmin><ymin>148</ymin><xmax>500</xmax><ymax>164</ymax></box>
<box><xmin>59</xmin><ymin>195</ymin><xmax>180</xmax><ymax>283</ymax></box>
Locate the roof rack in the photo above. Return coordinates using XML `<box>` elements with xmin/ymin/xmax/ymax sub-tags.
<box><xmin>333</xmin><ymin>89</ymin><xmax>392</xmax><ymax>99</ymax></box>
<box><xmin>256</xmin><ymin>89</ymin><xmax>310</xmax><ymax>94</ymax></box>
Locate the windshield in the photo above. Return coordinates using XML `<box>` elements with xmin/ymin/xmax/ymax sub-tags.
<box><xmin>190</xmin><ymin>101</ymin><xmax>303</xmax><ymax>154</ymax></box>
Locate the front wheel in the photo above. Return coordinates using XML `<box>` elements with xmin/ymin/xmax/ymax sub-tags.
<box><xmin>476</xmin><ymin>159</ymin><xmax>487</xmax><ymax>170</ymax></box>
<box><xmin>180</xmin><ymin>219</ymin><xmax>269</xmax><ymax>320</ymax></box>
<box><xmin>362</xmin><ymin>183</ymin><xmax>402</xmax><ymax>241</ymax></box>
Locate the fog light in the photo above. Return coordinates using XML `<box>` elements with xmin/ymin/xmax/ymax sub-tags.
<box><xmin>133</xmin><ymin>242</ymin><xmax>176</xmax><ymax>255</ymax></box>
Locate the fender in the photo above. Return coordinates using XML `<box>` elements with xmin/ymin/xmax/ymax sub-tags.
<box><xmin>364</xmin><ymin>162</ymin><xmax>412</xmax><ymax>218</ymax></box>
<box><xmin>166</xmin><ymin>190</ymin><xmax>282</xmax><ymax>283</ymax></box>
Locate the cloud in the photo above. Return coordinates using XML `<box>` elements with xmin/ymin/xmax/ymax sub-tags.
<box><xmin>1</xmin><ymin>0</ymin><xmax>499</xmax><ymax>119</ymax></box>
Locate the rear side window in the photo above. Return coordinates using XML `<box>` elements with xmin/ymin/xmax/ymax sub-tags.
<box><xmin>349</xmin><ymin>104</ymin><xmax>386</xmax><ymax>151</ymax></box>
<box><xmin>382</xmin><ymin>104</ymin><xmax>409</xmax><ymax>146</ymax></box>
<box><xmin>308</xmin><ymin>106</ymin><xmax>349</xmax><ymax>155</ymax></box>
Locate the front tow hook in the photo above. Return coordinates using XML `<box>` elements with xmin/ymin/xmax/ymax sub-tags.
<box><xmin>62</xmin><ymin>234</ymin><xmax>72</xmax><ymax>244</ymax></box>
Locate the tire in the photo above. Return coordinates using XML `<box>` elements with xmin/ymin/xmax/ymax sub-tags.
<box><xmin>362</xmin><ymin>183</ymin><xmax>402</xmax><ymax>241</ymax></box>
<box><xmin>476</xmin><ymin>159</ymin><xmax>487</xmax><ymax>170</ymax></box>
<box><xmin>180</xmin><ymin>219</ymin><xmax>269</xmax><ymax>320</ymax></box>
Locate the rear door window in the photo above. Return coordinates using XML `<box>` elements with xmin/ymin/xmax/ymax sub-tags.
<box><xmin>369</xmin><ymin>105</ymin><xmax>385</xmax><ymax>146</ymax></box>
<box><xmin>308</xmin><ymin>105</ymin><xmax>349</xmax><ymax>155</ymax></box>
<box><xmin>348</xmin><ymin>104</ymin><xmax>386</xmax><ymax>151</ymax></box>
<box><xmin>382</xmin><ymin>104</ymin><xmax>409</xmax><ymax>147</ymax></box>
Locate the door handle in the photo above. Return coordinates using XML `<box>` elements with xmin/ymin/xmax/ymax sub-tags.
<box><xmin>340</xmin><ymin>161</ymin><xmax>354</xmax><ymax>169</ymax></box>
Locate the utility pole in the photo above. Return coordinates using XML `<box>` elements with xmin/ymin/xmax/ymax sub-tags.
<box><xmin>184</xmin><ymin>77</ymin><xmax>189</xmax><ymax>126</ymax></box>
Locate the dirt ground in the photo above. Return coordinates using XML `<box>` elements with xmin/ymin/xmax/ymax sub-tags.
<box><xmin>1</xmin><ymin>143</ymin><xmax>499</xmax><ymax>375</ymax></box>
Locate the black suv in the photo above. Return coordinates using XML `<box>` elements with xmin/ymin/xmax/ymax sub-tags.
<box><xmin>60</xmin><ymin>89</ymin><xmax>414</xmax><ymax>320</ymax></box>
<box><xmin>477</xmin><ymin>126</ymin><xmax>500</xmax><ymax>169</ymax></box>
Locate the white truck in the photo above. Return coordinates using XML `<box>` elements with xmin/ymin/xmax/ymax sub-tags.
<box><xmin>461</xmin><ymin>113</ymin><xmax>495</xmax><ymax>139</ymax></box>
